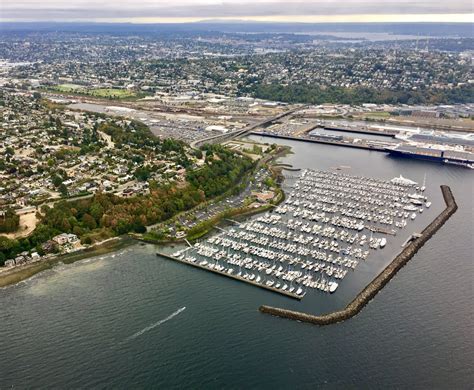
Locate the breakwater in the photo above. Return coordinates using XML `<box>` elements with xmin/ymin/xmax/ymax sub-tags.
<box><xmin>259</xmin><ymin>185</ymin><xmax>458</xmax><ymax>325</ymax></box>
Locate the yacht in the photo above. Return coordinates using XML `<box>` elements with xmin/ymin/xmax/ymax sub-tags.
<box><xmin>329</xmin><ymin>281</ymin><xmax>339</xmax><ymax>293</ymax></box>
<box><xmin>390</xmin><ymin>175</ymin><xmax>418</xmax><ymax>186</ymax></box>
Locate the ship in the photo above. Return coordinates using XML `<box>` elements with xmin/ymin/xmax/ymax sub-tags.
<box><xmin>386</xmin><ymin>145</ymin><xmax>474</xmax><ymax>167</ymax></box>
<box><xmin>443</xmin><ymin>159</ymin><xmax>474</xmax><ymax>169</ymax></box>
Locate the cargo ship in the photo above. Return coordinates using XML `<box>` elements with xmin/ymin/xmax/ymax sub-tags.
<box><xmin>386</xmin><ymin>145</ymin><xmax>474</xmax><ymax>168</ymax></box>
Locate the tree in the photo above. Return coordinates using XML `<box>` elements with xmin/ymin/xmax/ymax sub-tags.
<box><xmin>59</xmin><ymin>183</ymin><xmax>68</xmax><ymax>196</ymax></box>
<box><xmin>82</xmin><ymin>213</ymin><xmax>97</xmax><ymax>230</ymax></box>
<box><xmin>52</xmin><ymin>174</ymin><xmax>63</xmax><ymax>188</ymax></box>
<box><xmin>0</xmin><ymin>251</ymin><xmax>6</xmax><ymax>266</ymax></box>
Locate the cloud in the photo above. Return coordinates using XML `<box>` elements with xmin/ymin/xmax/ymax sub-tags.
<box><xmin>1</xmin><ymin>0</ymin><xmax>472</xmax><ymax>21</ymax></box>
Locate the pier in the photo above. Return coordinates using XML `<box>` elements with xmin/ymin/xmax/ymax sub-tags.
<box><xmin>323</xmin><ymin>126</ymin><xmax>397</xmax><ymax>138</ymax></box>
<box><xmin>157</xmin><ymin>251</ymin><xmax>304</xmax><ymax>300</ymax></box>
<box><xmin>259</xmin><ymin>185</ymin><xmax>458</xmax><ymax>325</ymax></box>
<box><xmin>251</xmin><ymin>132</ymin><xmax>391</xmax><ymax>152</ymax></box>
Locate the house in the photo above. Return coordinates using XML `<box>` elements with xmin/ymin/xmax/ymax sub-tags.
<box><xmin>31</xmin><ymin>252</ymin><xmax>41</xmax><ymax>262</ymax></box>
<box><xmin>14</xmin><ymin>256</ymin><xmax>26</xmax><ymax>265</ymax></box>
<box><xmin>52</xmin><ymin>233</ymin><xmax>69</xmax><ymax>245</ymax></box>
<box><xmin>4</xmin><ymin>259</ymin><xmax>16</xmax><ymax>268</ymax></box>
<box><xmin>42</xmin><ymin>240</ymin><xmax>56</xmax><ymax>253</ymax></box>
<box><xmin>66</xmin><ymin>233</ymin><xmax>79</xmax><ymax>243</ymax></box>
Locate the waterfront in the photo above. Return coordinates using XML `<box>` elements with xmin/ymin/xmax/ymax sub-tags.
<box><xmin>1</xmin><ymin>137</ymin><xmax>473</xmax><ymax>388</ymax></box>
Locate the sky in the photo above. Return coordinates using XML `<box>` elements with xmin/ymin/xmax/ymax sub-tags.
<box><xmin>1</xmin><ymin>0</ymin><xmax>472</xmax><ymax>23</ymax></box>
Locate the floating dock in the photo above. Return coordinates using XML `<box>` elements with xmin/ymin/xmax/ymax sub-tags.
<box><xmin>157</xmin><ymin>251</ymin><xmax>304</xmax><ymax>300</ymax></box>
<box><xmin>259</xmin><ymin>185</ymin><xmax>458</xmax><ymax>325</ymax></box>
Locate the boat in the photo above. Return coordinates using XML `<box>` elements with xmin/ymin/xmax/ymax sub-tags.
<box><xmin>425</xmin><ymin>201</ymin><xmax>432</xmax><ymax>208</ymax></box>
<box><xmin>388</xmin><ymin>145</ymin><xmax>474</xmax><ymax>167</ymax></box>
<box><xmin>408</xmin><ymin>193</ymin><xmax>426</xmax><ymax>201</ymax></box>
<box><xmin>390</xmin><ymin>174</ymin><xmax>418</xmax><ymax>186</ymax></box>
<box><xmin>411</xmin><ymin>213</ymin><xmax>417</xmax><ymax>220</ymax></box>
<box><xmin>380</xmin><ymin>238</ymin><xmax>387</xmax><ymax>248</ymax></box>
<box><xmin>329</xmin><ymin>281</ymin><xmax>339</xmax><ymax>293</ymax></box>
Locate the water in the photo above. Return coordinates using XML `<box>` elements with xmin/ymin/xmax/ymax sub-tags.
<box><xmin>1</xmin><ymin>137</ymin><xmax>473</xmax><ymax>388</ymax></box>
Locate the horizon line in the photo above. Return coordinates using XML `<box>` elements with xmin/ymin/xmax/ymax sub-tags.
<box><xmin>1</xmin><ymin>14</ymin><xmax>473</xmax><ymax>24</ymax></box>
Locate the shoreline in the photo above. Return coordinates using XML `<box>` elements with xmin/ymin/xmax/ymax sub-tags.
<box><xmin>0</xmin><ymin>236</ymin><xmax>136</xmax><ymax>288</ymax></box>
<box><xmin>259</xmin><ymin>185</ymin><xmax>458</xmax><ymax>325</ymax></box>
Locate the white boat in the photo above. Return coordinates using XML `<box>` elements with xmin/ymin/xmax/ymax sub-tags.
<box><xmin>296</xmin><ymin>287</ymin><xmax>303</xmax><ymax>295</ymax></box>
<box><xmin>329</xmin><ymin>281</ymin><xmax>339</xmax><ymax>293</ymax></box>
<box><xmin>390</xmin><ymin>175</ymin><xmax>418</xmax><ymax>186</ymax></box>
<box><xmin>411</xmin><ymin>213</ymin><xmax>417</xmax><ymax>220</ymax></box>
<box><xmin>256</xmin><ymin>275</ymin><xmax>261</xmax><ymax>282</ymax></box>
<box><xmin>425</xmin><ymin>201</ymin><xmax>432</xmax><ymax>208</ymax></box>
<box><xmin>380</xmin><ymin>238</ymin><xmax>387</xmax><ymax>248</ymax></box>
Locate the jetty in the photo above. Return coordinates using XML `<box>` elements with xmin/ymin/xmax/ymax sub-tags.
<box><xmin>259</xmin><ymin>185</ymin><xmax>458</xmax><ymax>325</ymax></box>
<box><xmin>157</xmin><ymin>251</ymin><xmax>303</xmax><ymax>300</ymax></box>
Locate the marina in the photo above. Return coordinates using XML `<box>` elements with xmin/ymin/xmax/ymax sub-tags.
<box><xmin>260</xmin><ymin>185</ymin><xmax>457</xmax><ymax>325</ymax></box>
<box><xmin>163</xmin><ymin>169</ymin><xmax>432</xmax><ymax>299</ymax></box>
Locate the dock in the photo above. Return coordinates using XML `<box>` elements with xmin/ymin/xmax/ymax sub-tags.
<box><xmin>157</xmin><ymin>251</ymin><xmax>304</xmax><ymax>300</ymax></box>
<box><xmin>323</xmin><ymin>126</ymin><xmax>397</xmax><ymax>137</ymax></box>
<box><xmin>366</xmin><ymin>225</ymin><xmax>397</xmax><ymax>236</ymax></box>
<box><xmin>251</xmin><ymin>132</ymin><xmax>391</xmax><ymax>152</ymax></box>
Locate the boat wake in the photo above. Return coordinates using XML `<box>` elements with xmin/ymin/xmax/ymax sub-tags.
<box><xmin>126</xmin><ymin>307</ymin><xmax>186</xmax><ymax>341</ymax></box>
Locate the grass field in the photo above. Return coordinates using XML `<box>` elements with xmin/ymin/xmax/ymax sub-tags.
<box><xmin>52</xmin><ymin>84</ymin><xmax>137</xmax><ymax>99</ymax></box>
